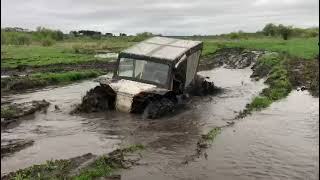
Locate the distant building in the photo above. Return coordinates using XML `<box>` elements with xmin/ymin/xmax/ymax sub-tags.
<box><xmin>105</xmin><ymin>33</ymin><xmax>113</xmax><ymax>36</ymax></box>
<box><xmin>3</xmin><ymin>27</ymin><xmax>29</xmax><ymax>32</ymax></box>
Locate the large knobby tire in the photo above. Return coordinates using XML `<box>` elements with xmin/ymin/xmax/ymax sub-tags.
<box><xmin>77</xmin><ymin>85</ymin><xmax>116</xmax><ymax>113</ymax></box>
<box><xmin>143</xmin><ymin>98</ymin><xmax>175</xmax><ymax>119</ymax></box>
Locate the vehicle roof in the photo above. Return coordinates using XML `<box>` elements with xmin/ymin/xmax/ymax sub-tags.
<box><xmin>119</xmin><ymin>36</ymin><xmax>203</xmax><ymax>65</ymax></box>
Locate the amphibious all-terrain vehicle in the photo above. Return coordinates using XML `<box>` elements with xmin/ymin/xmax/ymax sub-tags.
<box><xmin>78</xmin><ymin>37</ymin><xmax>215</xmax><ymax>118</ymax></box>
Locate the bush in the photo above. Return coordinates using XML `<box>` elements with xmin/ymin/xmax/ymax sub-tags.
<box><xmin>263</xmin><ymin>23</ymin><xmax>278</xmax><ymax>36</ymax></box>
<box><xmin>16</xmin><ymin>34</ymin><xmax>31</xmax><ymax>45</ymax></box>
<box><xmin>229</xmin><ymin>32</ymin><xmax>240</xmax><ymax>39</ymax></box>
<box><xmin>1</xmin><ymin>31</ymin><xmax>31</xmax><ymax>45</ymax></box>
<box><xmin>36</xmin><ymin>27</ymin><xmax>64</xmax><ymax>41</ymax></box>
<box><xmin>278</xmin><ymin>24</ymin><xmax>293</xmax><ymax>40</ymax></box>
<box><xmin>41</xmin><ymin>38</ymin><xmax>54</xmax><ymax>46</ymax></box>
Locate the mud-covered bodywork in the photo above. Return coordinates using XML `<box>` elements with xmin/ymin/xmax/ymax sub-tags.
<box><xmin>78</xmin><ymin>37</ymin><xmax>216</xmax><ymax>118</ymax></box>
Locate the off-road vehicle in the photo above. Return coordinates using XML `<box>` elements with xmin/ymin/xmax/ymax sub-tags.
<box><xmin>78</xmin><ymin>37</ymin><xmax>216</xmax><ymax>118</ymax></box>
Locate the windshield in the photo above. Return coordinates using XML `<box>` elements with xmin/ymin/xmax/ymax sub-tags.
<box><xmin>118</xmin><ymin>58</ymin><xmax>170</xmax><ymax>86</ymax></box>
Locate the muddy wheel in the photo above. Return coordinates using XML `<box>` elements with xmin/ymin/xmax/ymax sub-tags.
<box><xmin>76</xmin><ymin>85</ymin><xmax>116</xmax><ymax>113</ymax></box>
<box><xmin>143</xmin><ymin>98</ymin><xmax>175</xmax><ymax>119</ymax></box>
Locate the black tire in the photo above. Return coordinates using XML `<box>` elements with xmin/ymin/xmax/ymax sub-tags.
<box><xmin>77</xmin><ymin>85</ymin><xmax>115</xmax><ymax>113</ymax></box>
<box><xmin>143</xmin><ymin>98</ymin><xmax>175</xmax><ymax>119</ymax></box>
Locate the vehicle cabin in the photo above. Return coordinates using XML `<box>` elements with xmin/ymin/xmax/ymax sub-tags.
<box><xmin>114</xmin><ymin>36</ymin><xmax>203</xmax><ymax>93</ymax></box>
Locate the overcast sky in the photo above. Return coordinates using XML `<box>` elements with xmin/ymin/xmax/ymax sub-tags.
<box><xmin>1</xmin><ymin>0</ymin><xmax>319</xmax><ymax>35</ymax></box>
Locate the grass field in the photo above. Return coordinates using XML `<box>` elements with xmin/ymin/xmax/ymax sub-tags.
<box><xmin>202</xmin><ymin>37</ymin><xmax>319</xmax><ymax>59</ymax></box>
<box><xmin>1</xmin><ymin>35</ymin><xmax>318</xmax><ymax>93</ymax></box>
<box><xmin>2</xmin><ymin>37</ymin><xmax>318</xmax><ymax>69</ymax></box>
<box><xmin>1</xmin><ymin>70</ymin><xmax>105</xmax><ymax>91</ymax></box>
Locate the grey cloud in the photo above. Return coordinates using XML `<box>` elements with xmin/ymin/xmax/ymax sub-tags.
<box><xmin>1</xmin><ymin>0</ymin><xmax>319</xmax><ymax>35</ymax></box>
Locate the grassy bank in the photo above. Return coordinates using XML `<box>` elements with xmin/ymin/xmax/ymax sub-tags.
<box><xmin>1</xmin><ymin>105</ymin><xmax>17</xmax><ymax>119</ymax></box>
<box><xmin>1</xmin><ymin>70</ymin><xmax>105</xmax><ymax>91</ymax></box>
<box><xmin>236</xmin><ymin>54</ymin><xmax>293</xmax><ymax>118</ymax></box>
<box><xmin>2</xmin><ymin>144</ymin><xmax>145</xmax><ymax>180</ymax></box>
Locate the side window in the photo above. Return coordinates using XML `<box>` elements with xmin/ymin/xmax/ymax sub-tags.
<box><xmin>118</xmin><ymin>58</ymin><xmax>134</xmax><ymax>77</ymax></box>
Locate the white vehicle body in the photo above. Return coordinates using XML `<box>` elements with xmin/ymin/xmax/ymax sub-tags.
<box><xmin>98</xmin><ymin>36</ymin><xmax>203</xmax><ymax>113</ymax></box>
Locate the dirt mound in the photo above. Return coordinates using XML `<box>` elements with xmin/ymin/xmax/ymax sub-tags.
<box><xmin>1</xmin><ymin>145</ymin><xmax>144</xmax><ymax>179</ymax></box>
<box><xmin>284</xmin><ymin>58</ymin><xmax>319</xmax><ymax>96</ymax></box>
<box><xmin>199</xmin><ymin>48</ymin><xmax>265</xmax><ymax>70</ymax></box>
<box><xmin>1</xmin><ymin>139</ymin><xmax>34</xmax><ymax>158</ymax></box>
<box><xmin>1</xmin><ymin>100</ymin><xmax>50</xmax><ymax>128</ymax></box>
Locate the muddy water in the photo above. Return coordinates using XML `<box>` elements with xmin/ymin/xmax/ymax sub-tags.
<box><xmin>1</xmin><ymin>67</ymin><xmax>265</xmax><ymax>175</ymax></box>
<box><xmin>162</xmin><ymin>91</ymin><xmax>319</xmax><ymax>180</ymax></box>
<box><xmin>1</xmin><ymin>80</ymin><xmax>122</xmax><ymax>173</ymax></box>
<box><xmin>2</xmin><ymin>66</ymin><xmax>317</xmax><ymax>180</ymax></box>
<box><xmin>121</xmin><ymin>72</ymin><xmax>318</xmax><ymax>179</ymax></box>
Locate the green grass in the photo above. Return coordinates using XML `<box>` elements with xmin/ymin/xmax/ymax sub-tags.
<box><xmin>30</xmin><ymin>70</ymin><xmax>105</xmax><ymax>84</ymax></box>
<box><xmin>202</xmin><ymin>37</ymin><xmax>319</xmax><ymax>59</ymax></box>
<box><xmin>1</xmin><ymin>70</ymin><xmax>105</xmax><ymax>91</ymax></box>
<box><xmin>3</xmin><ymin>144</ymin><xmax>145</xmax><ymax>180</ymax></box>
<box><xmin>1</xmin><ymin>45</ymin><xmax>107</xmax><ymax>69</ymax></box>
<box><xmin>2</xmin><ymin>36</ymin><xmax>317</xmax><ymax>69</ymax></box>
<box><xmin>236</xmin><ymin>54</ymin><xmax>292</xmax><ymax>118</ymax></box>
<box><xmin>202</xmin><ymin>127</ymin><xmax>221</xmax><ymax>142</ymax></box>
<box><xmin>1</xmin><ymin>105</ymin><xmax>17</xmax><ymax>119</ymax></box>
<box><xmin>73</xmin><ymin>144</ymin><xmax>145</xmax><ymax>180</ymax></box>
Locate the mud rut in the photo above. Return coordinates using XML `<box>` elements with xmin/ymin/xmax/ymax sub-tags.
<box><xmin>1</xmin><ymin>48</ymin><xmax>318</xmax><ymax>179</ymax></box>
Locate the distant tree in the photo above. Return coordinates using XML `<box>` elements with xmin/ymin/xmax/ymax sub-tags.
<box><xmin>136</xmin><ymin>32</ymin><xmax>153</xmax><ymax>37</ymax></box>
<box><xmin>55</xmin><ymin>30</ymin><xmax>64</xmax><ymax>40</ymax></box>
<box><xmin>262</xmin><ymin>23</ymin><xmax>277</xmax><ymax>36</ymax></box>
<box><xmin>105</xmin><ymin>33</ymin><xmax>113</xmax><ymax>36</ymax></box>
<box><xmin>119</xmin><ymin>33</ymin><xmax>127</xmax><ymax>36</ymax></box>
<box><xmin>78</xmin><ymin>30</ymin><xmax>101</xmax><ymax>36</ymax></box>
<box><xmin>278</xmin><ymin>24</ymin><xmax>293</xmax><ymax>40</ymax></box>
<box><xmin>229</xmin><ymin>32</ymin><xmax>240</xmax><ymax>39</ymax></box>
<box><xmin>35</xmin><ymin>26</ymin><xmax>64</xmax><ymax>41</ymax></box>
<box><xmin>69</xmin><ymin>31</ymin><xmax>78</xmax><ymax>37</ymax></box>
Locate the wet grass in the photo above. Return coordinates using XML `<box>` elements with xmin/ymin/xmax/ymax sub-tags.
<box><xmin>202</xmin><ymin>127</ymin><xmax>221</xmax><ymax>142</ymax></box>
<box><xmin>237</xmin><ymin>54</ymin><xmax>292</xmax><ymax>118</ymax></box>
<box><xmin>2</xmin><ymin>37</ymin><xmax>317</xmax><ymax>69</ymax></box>
<box><xmin>1</xmin><ymin>45</ymin><xmax>113</xmax><ymax>69</ymax></box>
<box><xmin>202</xmin><ymin>37</ymin><xmax>319</xmax><ymax>59</ymax></box>
<box><xmin>73</xmin><ymin>144</ymin><xmax>145</xmax><ymax>180</ymax></box>
<box><xmin>2</xmin><ymin>144</ymin><xmax>145</xmax><ymax>180</ymax></box>
<box><xmin>1</xmin><ymin>70</ymin><xmax>105</xmax><ymax>91</ymax></box>
<box><xmin>196</xmin><ymin>127</ymin><xmax>222</xmax><ymax>151</ymax></box>
<box><xmin>10</xmin><ymin>159</ymin><xmax>72</xmax><ymax>180</ymax></box>
<box><xmin>1</xmin><ymin>105</ymin><xmax>17</xmax><ymax>119</ymax></box>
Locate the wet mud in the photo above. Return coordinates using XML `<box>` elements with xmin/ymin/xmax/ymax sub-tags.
<box><xmin>199</xmin><ymin>48</ymin><xmax>265</xmax><ymax>71</ymax></box>
<box><xmin>284</xmin><ymin>57</ymin><xmax>319</xmax><ymax>96</ymax></box>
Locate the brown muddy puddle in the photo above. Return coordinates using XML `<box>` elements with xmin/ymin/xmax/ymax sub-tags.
<box><xmin>1</xmin><ymin>67</ymin><xmax>265</xmax><ymax>174</ymax></box>
<box><xmin>123</xmin><ymin>90</ymin><xmax>319</xmax><ymax>180</ymax></box>
<box><xmin>2</xmin><ymin>67</ymin><xmax>317</xmax><ymax>179</ymax></box>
